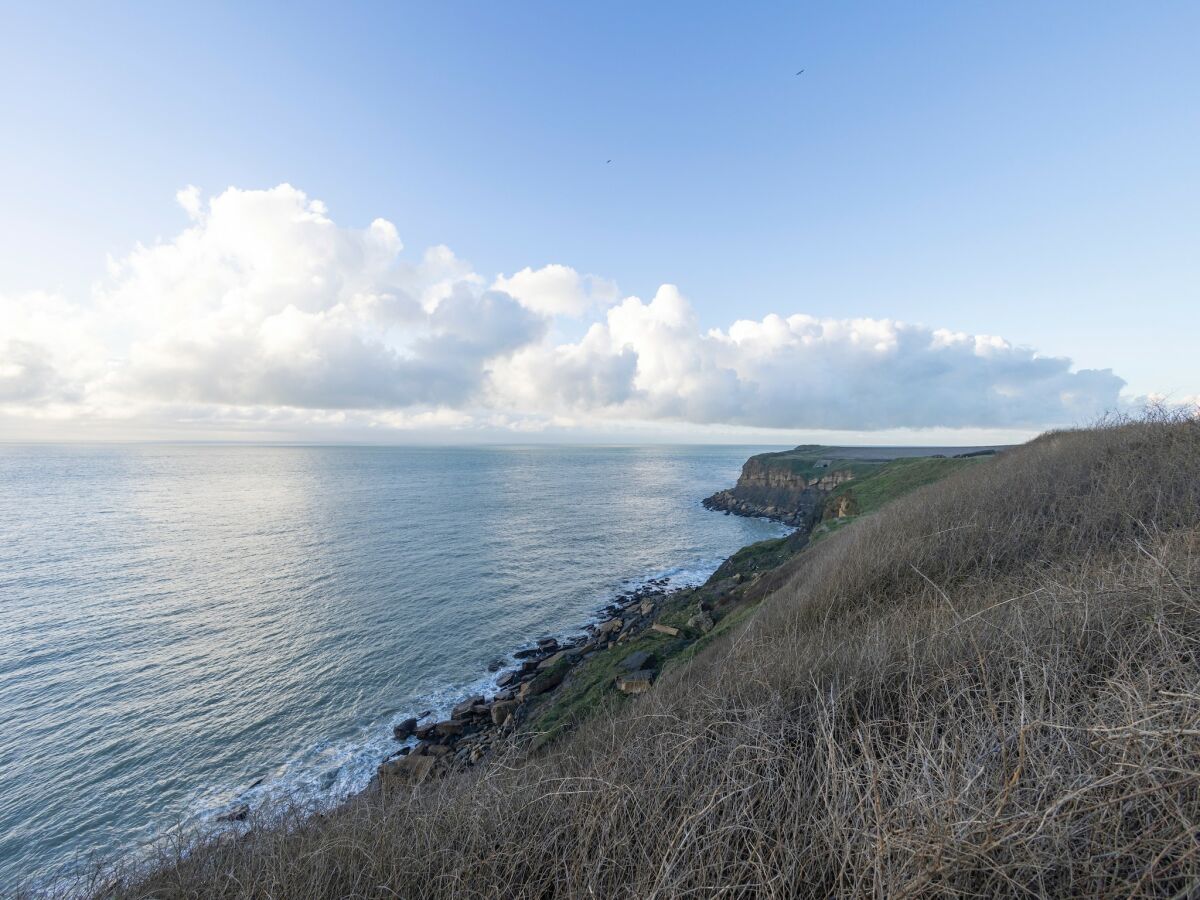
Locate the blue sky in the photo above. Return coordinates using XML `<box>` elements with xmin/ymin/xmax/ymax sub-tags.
<box><xmin>0</xmin><ymin>2</ymin><xmax>1196</xmax><ymax>441</ymax></box>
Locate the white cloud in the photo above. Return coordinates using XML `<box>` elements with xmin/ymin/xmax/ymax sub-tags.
<box><xmin>0</xmin><ymin>184</ymin><xmax>1132</xmax><ymax>438</ymax></box>
<box><xmin>492</xmin><ymin>264</ymin><xmax>617</xmax><ymax>318</ymax></box>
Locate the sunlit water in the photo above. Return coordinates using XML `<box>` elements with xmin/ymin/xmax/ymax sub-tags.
<box><xmin>0</xmin><ymin>444</ymin><xmax>789</xmax><ymax>889</ymax></box>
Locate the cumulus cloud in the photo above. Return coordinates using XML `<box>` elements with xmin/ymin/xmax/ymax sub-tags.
<box><xmin>0</xmin><ymin>184</ymin><xmax>1130</xmax><ymax>436</ymax></box>
<box><xmin>492</xmin><ymin>264</ymin><xmax>618</xmax><ymax>317</ymax></box>
<box><xmin>490</xmin><ymin>287</ymin><xmax>1126</xmax><ymax>430</ymax></box>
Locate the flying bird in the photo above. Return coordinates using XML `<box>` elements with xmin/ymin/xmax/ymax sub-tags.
<box><xmin>795</xmin><ymin>68</ymin><xmax>805</xmax><ymax>76</ymax></box>
<box><xmin>606</xmin><ymin>159</ymin><xmax>612</xmax><ymax>164</ymax></box>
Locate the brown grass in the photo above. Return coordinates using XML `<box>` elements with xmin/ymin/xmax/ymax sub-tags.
<box><xmin>91</xmin><ymin>415</ymin><xmax>1200</xmax><ymax>898</ymax></box>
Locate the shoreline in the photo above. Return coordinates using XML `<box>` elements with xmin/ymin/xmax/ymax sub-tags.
<box><xmin>206</xmin><ymin>520</ymin><xmax>790</xmax><ymax>825</ymax></box>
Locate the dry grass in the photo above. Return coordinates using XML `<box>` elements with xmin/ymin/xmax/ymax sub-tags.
<box><xmin>92</xmin><ymin>415</ymin><xmax>1200</xmax><ymax>898</ymax></box>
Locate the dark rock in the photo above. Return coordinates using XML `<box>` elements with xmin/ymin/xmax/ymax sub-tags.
<box><xmin>496</xmin><ymin>670</ymin><xmax>517</xmax><ymax>688</ymax></box>
<box><xmin>520</xmin><ymin>666</ymin><xmax>567</xmax><ymax>698</ymax></box>
<box><xmin>620</xmin><ymin>650</ymin><xmax>656</xmax><ymax>672</ymax></box>
<box><xmin>486</xmin><ymin>657</ymin><xmax>506</xmax><ymax>672</ymax></box>
<box><xmin>687</xmin><ymin>612</ymin><xmax>715</xmax><ymax>634</ymax></box>
<box><xmin>491</xmin><ymin>699</ymin><xmax>519</xmax><ymax>725</ymax></box>
<box><xmin>433</xmin><ymin>719</ymin><xmax>466</xmax><ymax>739</ymax></box>
<box><xmin>217</xmin><ymin>803</ymin><xmax>250</xmax><ymax>823</ymax></box>
<box><xmin>513</xmin><ymin>647</ymin><xmax>541</xmax><ymax>660</ymax></box>
<box><xmin>537</xmin><ymin>648</ymin><xmax>578</xmax><ymax>670</ymax></box>
<box><xmin>537</xmin><ymin>637</ymin><xmax>560</xmax><ymax>651</ymax></box>
<box><xmin>452</xmin><ymin>696</ymin><xmax>485</xmax><ymax>719</ymax></box>
<box><xmin>393</xmin><ymin>716</ymin><xmax>419</xmax><ymax>741</ymax></box>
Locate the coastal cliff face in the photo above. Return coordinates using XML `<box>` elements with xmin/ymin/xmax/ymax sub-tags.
<box><xmin>702</xmin><ymin>455</ymin><xmax>854</xmax><ymax>528</ymax></box>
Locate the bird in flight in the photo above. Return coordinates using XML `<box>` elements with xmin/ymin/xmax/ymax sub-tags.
<box><xmin>606</xmin><ymin>159</ymin><xmax>612</xmax><ymax>165</ymax></box>
<box><xmin>795</xmin><ymin>68</ymin><xmax>805</xmax><ymax>76</ymax></box>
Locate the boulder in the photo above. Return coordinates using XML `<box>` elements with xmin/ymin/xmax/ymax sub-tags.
<box><xmin>452</xmin><ymin>696</ymin><xmax>486</xmax><ymax>719</ymax></box>
<box><xmin>640</xmin><ymin>600</ymin><xmax>654</xmax><ymax>616</ymax></box>
<box><xmin>496</xmin><ymin>670</ymin><xmax>517</xmax><ymax>688</ymax></box>
<box><xmin>651</xmin><ymin>623</ymin><xmax>680</xmax><ymax>637</ymax></box>
<box><xmin>520</xmin><ymin>666</ymin><xmax>566</xmax><ymax>698</ymax></box>
<box><xmin>491</xmin><ymin>699</ymin><xmax>519</xmax><ymax>725</ymax></box>
<box><xmin>537</xmin><ymin>637</ymin><xmax>560</xmax><ymax>651</ymax></box>
<box><xmin>392</xmin><ymin>716</ymin><xmax>419</xmax><ymax>741</ymax></box>
<box><xmin>513</xmin><ymin>647</ymin><xmax>541</xmax><ymax>660</ymax></box>
<box><xmin>537</xmin><ymin>649</ymin><xmax>578</xmax><ymax>670</ymax></box>
<box><xmin>379</xmin><ymin>752</ymin><xmax>436</xmax><ymax>788</ymax></box>
<box><xmin>486</xmin><ymin>657</ymin><xmax>506</xmax><ymax>672</ymax></box>
<box><xmin>616</xmin><ymin>670</ymin><xmax>656</xmax><ymax>694</ymax></box>
<box><xmin>687</xmin><ymin>612</ymin><xmax>716</xmax><ymax>634</ymax></box>
<box><xmin>620</xmin><ymin>650</ymin><xmax>655</xmax><ymax>672</ymax></box>
<box><xmin>433</xmin><ymin>719</ymin><xmax>465</xmax><ymax>739</ymax></box>
<box><xmin>596</xmin><ymin>617</ymin><xmax>623</xmax><ymax>636</ymax></box>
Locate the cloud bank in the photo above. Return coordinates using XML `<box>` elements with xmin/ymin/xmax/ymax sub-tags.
<box><xmin>0</xmin><ymin>184</ymin><xmax>1128</xmax><ymax>438</ymax></box>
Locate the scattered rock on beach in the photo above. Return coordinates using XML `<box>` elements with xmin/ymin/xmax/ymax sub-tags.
<box><xmin>651</xmin><ymin>623</ymin><xmax>680</xmax><ymax>637</ymax></box>
<box><xmin>687</xmin><ymin>612</ymin><xmax>715</xmax><ymax>634</ymax></box>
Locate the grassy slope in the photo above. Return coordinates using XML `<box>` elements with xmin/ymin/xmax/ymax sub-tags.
<box><xmin>96</xmin><ymin>418</ymin><xmax>1200</xmax><ymax>899</ymax></box>
<box><xmin>531</xmin><ymin>453</ymin><xmax>982</xmax><ymax>742</ymax></box>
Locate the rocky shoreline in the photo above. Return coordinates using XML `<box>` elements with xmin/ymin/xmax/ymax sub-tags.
<box><xmin>369</xmin><ymin>575</ymin><xmax>700</xmax><ymax>793</ymax></box>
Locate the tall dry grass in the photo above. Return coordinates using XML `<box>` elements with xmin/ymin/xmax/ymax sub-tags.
<box><xmin>93</xmin><ymin>415</ymin><xmax>1200</xmax><ymax>898</ymax></box>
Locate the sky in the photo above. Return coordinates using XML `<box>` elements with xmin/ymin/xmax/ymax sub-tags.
<box><xmin>0</xmin><ymin>1</ymin><xmax>1196</xmax><ymax>443</ymax></box>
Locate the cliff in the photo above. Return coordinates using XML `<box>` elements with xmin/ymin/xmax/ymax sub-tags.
<box><xmin>703</xmin><ymin>444</ymin><xmax>1000</xmax><ymax>530</ymax></box>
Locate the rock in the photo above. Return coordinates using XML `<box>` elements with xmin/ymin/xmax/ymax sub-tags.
<box><xmin>392</xmin><ymin>716</ymin><xmax>419</xmax><ymax>741</ymax></box>
<box><xmin>452</xmin><ymin>696</ymin><xmax>486</xmax><ymax>719</ymax></box>
<box><xmin>491</xmin><ymin>699</ymin><xmax>519</xmax><ymax>725</ymax></box>
<box><xmin>620</xmin><ymin>650</ymin><xmax>655</xmax><ymax>672</ymax></box>
<box><xmin>415</xmin><ymin>723</ymin><xmax>437</xmax><ymax>741</ymax></box>
<box><xmin>537</xmin><ymin>649</ymin><xmax>578</xmax><ymax>670</ymax></box>
<box><xmin>486</xmin><ymin>657</ymin><xmax>506</xmax><ymax>672</ymax></box>
<box><xmin>616</xmin><ymin>670</ymin><xmax>656</xmax><ymax>694</ymax></box>
<box><xmin>425</xmin><ymin>743</ymin><xmax>452</xmax><ymax>757</ymax></box>
<box><xmin>687</xmin><ymin>612</ymin><xmax>715</xmax><ymax>634</ymax></box>
<box><xmin>520</xmin><ymin>666</ymin><xmax>567</xmax><ymax>698</ymax></box>
<box><xmin>433</xmin><ymin>719</ymin><xmax>466</xmax><ymax>739</ymax></box>
<box><xmin>596</xmin><ymin>617</ymin><xmax>623</xmax><ymax>636</ymax></box>
<box><xmin>537</xmin><ymin>637</ymin><xmax>560</xmax><ymax>651</ymax></box>
<box><xmin>640</xmin><ymin>600</ymin><xmax>654</xmax><ymax>616</ymax></box>
<box><xmin>493</xmin><ymin>689</ymin><xmax>515</xmax><ymax>702</ymax></box>
<box><xmin>217</xmin><ymin>803</ymin><xmax>250</xmax><ymax>823</ymax></box>
<box><xmin>651</xmin><ymin>623</ymin><xmax>680</xmax><ymax>637</ymax></box>
<box><xmin>496</xmin><ymin>670</ymin><xmax>517</xmax><ymax>688</ymax></box>
<box><xmin>513</xmin><ymin>647</ymin><xmax>541</xmax><ymax>660</ymax></box>
<box><xmin>379</xmin><ymin>752</ymin><xmax>436</xmax><ymax>788</ymax></box>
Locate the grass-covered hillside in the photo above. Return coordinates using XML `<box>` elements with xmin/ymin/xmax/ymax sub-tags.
<box><xmin>97</xmin><ymin>417</ymin><xmax>1200</xmax><ymax>898</ymax></box>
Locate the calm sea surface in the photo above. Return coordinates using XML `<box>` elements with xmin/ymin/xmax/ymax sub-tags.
<box><xmin>0</xmin><ymin>444</ymin><xmax>789</xmax><ymax>889</ymax></box>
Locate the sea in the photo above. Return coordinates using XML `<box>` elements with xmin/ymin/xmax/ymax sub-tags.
<box><xmin>0</xmin><ymin>444</ymin><xmax>791</xmax><ymax>890</ymax></box>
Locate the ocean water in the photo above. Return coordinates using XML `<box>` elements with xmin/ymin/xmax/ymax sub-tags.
<box><xmin>0</xmin><ymin>444</ymin><xmax>789</xmax><ymax>889</ymax></box>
